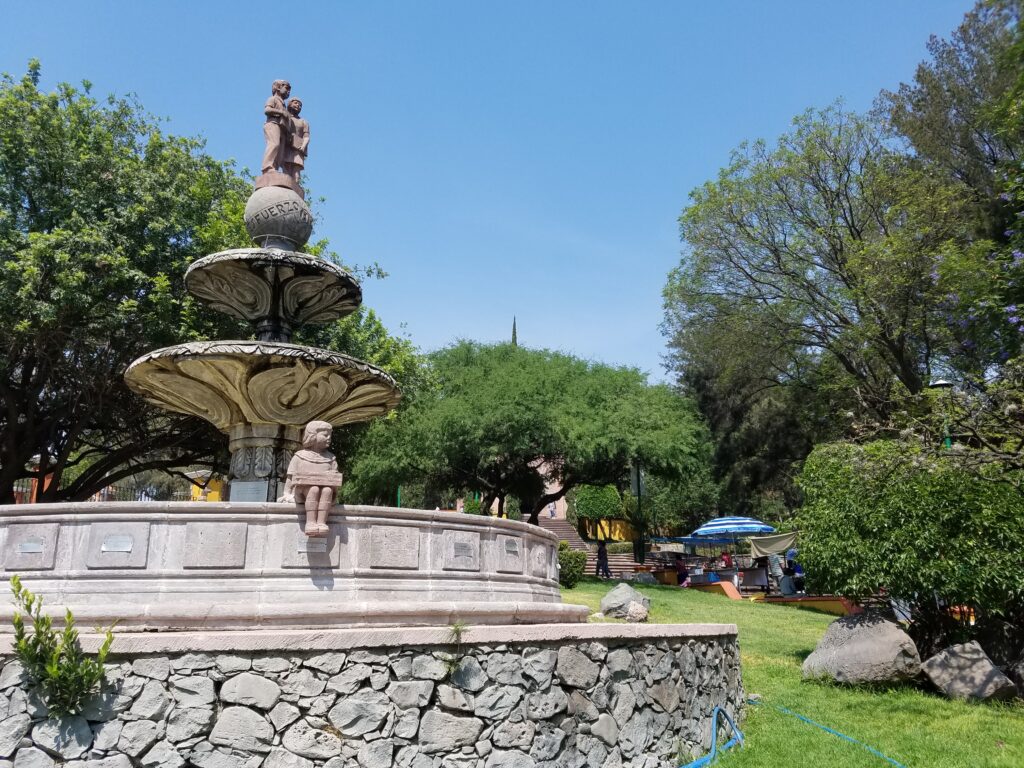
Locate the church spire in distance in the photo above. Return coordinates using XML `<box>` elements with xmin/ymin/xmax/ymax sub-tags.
<box><xmin>511</xmin><ymin>316</ymin><xmax>518</xmax><ymax>347</ymax></box>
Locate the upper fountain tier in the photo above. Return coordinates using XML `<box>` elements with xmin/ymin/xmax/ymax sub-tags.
<box><xmin>184</xmin><ymin>186</ymin><xmax>361</xmax><ymax>342</ymax></box>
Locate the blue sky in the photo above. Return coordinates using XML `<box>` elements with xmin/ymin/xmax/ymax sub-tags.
<box><xmin>4</xmin><ymin>1</ymin><xmax>974</xmax><ymax>380</ymax></box>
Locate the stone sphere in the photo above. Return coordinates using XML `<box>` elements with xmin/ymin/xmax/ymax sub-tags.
<box><xmin>244</xmin><ymin>185</ymin><xmax>314</xmax><ymax>249</ymax></box>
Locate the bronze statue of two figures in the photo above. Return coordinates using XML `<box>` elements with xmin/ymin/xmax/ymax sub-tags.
<box><xmin>262</xmin><ymin>79</ymin><xmax>309</xmax><ymax>186</ymax></box>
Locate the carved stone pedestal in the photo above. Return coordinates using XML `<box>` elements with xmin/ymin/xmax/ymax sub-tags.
<box><xmin>226</xmin><ymin>423</ymin><xmax>300</xmax><ymax>501</ymax></box>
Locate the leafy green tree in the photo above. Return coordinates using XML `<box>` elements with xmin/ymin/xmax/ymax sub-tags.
<box><xmin>665</xmin><ymin>106</ymin><xmax>985</xmax><ymax>417</ymax></box>
<box><xmin>0</xmin><ymin>63</ymin><xmax>253</xmax><ymax>503</ymax></box>
<box><xmin>879</xmin><ymin>0</ymin><xmax>1022</xmax><ymax>229</ymax></box>
<box><xmin>346</xmin><ymin>342</ymin><xmax>708</xmax><ymax>525</ymax></box>
<box><xmin>880</xmin><ymin>1</ymin><xmax>1024</xmax><ymax>374</ymax></box>
<box><xmin>797</xmin><ymin>440</ymin><xmax>1024</xmax><ymax>655</ymax></box>
<box><xmin>641</xmin><ymin>469</ymin><xmax>717</xmax><ymax>536</ymax></box>
<box><xmin>296</xmin><ymin>306</ymin><xmax>424</xmax><ymax>477</ymax></box>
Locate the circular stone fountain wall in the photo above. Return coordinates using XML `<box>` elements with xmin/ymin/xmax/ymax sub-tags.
<box><xmin>0</xmin><ymin>503</ymin><xmax>588</xmax><ymax>630</ymax></box>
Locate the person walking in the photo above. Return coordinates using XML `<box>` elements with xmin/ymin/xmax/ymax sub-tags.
<box><xmin>596</xmin><ymin>540</ymin><xmax>612</xmax><ymax>579</ymax></box>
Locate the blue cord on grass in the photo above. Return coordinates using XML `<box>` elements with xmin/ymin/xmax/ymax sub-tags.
<box><xmin>678</xmin><ymin>706</ymin><xmax>744</xmax><ymax>768</ymax></box>
<box><xmin>748</xmin><ymin>698</ymin><xmax>908</xmax><ymax>768</ymax></box>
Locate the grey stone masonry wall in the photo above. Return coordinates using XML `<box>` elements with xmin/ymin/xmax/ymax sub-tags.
<box><xmin>0</xmin><ymin>629</ymin><xmax>742</xmax><ymax>768</ymax></box>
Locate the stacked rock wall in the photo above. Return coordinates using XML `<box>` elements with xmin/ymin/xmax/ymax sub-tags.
<box><xmin>0</xmin><ymin>626</ymin><xmax>742</xmax><ymax>768</ymax></box>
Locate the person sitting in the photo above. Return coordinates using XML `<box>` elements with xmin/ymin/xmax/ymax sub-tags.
<box><xmin>674</xmin><ymin>554</ymin><xmax>689</xmax><ymax>587</ymax></box>
<box><xmin>721</xmin><ymin>551</ymin><xmax>733</xmax><ymax>569</ymax></box>
<box><xmin>779</xmin><ymin>567</ymin><xmax>798</xmax><ymax>597</ymax></box>
<box><xmin>792</xmin><ymin>562</ymin><xmax>806</xmax><ymax>593</ymax></box>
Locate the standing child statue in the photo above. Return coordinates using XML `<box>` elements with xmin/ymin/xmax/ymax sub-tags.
<box><xmin>282</xmin><ymin>98</ymin><xmax>310</xmax><ymax>184</ymax></box>
<box><xmin>262</xmin><ymin>79</ymin><xmax>292</xmax><ymax>174</ymax></box>
<box><xmin>280</xmin><ymin>420</ymin><xmax>343</xmax><ymax>537</ymax></box>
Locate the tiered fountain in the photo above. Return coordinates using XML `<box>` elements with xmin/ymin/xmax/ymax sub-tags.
<box><xmin>0</xmin><ymin>80</ymin><xmax>587</xmax><ymax>629</ymax></box>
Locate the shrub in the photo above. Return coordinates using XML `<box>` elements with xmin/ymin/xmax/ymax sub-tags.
<box><xmin>462</xmin><ymin>497</ymin><xmax>483</xmax><ymax>515</ymax></box>
<box><xmin>10</xmin><ymin>575</ymin><xmax>114</xmax><ymax>717</ymax></box>
<box><xmin>797</xmin><ymin>440</ymin><xmax>1024</xmax><ymax>654</ymax></box>
<box><xmin>557</xmin><ymin>541</ymin><xmax>587</xmax><ymax>588</ymax></box>
<box><xmin>606</xmin><ymin>541</ymin><xmax>635</xmax><ymax>554</ymax></box>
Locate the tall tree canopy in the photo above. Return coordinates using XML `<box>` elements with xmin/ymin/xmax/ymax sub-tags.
<box><xmin>662</xmin><ymin>101</ymin><xmax>1014</xmax><ymax>511</ymax></box>
<box><xmin>665</xmin><ymin>106</ymin><xmax>983</xmax><ymax>413</ymax></box>
<box><xmin>0</xmin><ymin>63</ymin><xmax>418</xmax><ymax>502</ymax></box>
<box><xmin>346</xmin><ymin>342</ymin><xmax>709</xmax><ymax>524</ymax></box>
<box><xmin>880</xmin><ymin>0</ymin><xmax>1021</xmax><ymax>221</ymax></box>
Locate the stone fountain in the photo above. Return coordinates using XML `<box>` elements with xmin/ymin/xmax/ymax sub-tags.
<box><xmin>0</xmin><ymin>82</ymin><xmax>742</xmax><ymax>767</ymax></box>
<box><xmin>0</xmin><ymin>79</ymin><xmax>586</xmax><ymax>631</ymax></box>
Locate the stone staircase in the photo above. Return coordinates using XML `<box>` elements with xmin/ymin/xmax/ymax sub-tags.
<box><xmin>584</xmin><ymin>552</ymin><xmax>640</xmax><ymax>578</ymax></box>
<box><xmin>537</xmin><ymin>517</ymin><xmax>590</xmax><ymax>552</ymax></box>
<box><xmin>537</xmin><ymin>518</ymin><xmax>642</xmax><ymax>578</ymax></box>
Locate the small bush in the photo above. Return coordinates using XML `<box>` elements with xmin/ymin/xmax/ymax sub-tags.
<box><xmin>462</xmin><ymin>497</ymin><xmax>483</xmax><ymax>515</ymax></box>
<box><xmin>10</xmin><ymin>575</ymin><xmax>114</xmax><ymax>717</ymax></box>
<box><xmin>605</xmin><ymin>541</ymin><xmax>635</xmax><ymax>554</ymax></box>
<box><xmin>558</xmin><ymin>541</ymin><xmax>587</xmax><ymax>588</ymax></box>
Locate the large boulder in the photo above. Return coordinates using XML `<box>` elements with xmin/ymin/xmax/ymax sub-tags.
<box><xmin>802</xmin><ymin>614</ymin><xmax>920</xmax><ymax>685</ymax></box>
<box><xmin>600</xmin><ymin>584</ymin><xmax>650</xmax><ymax>622</ymax></box>
<box><xmin>974</xmin><ymin>619</ymin><xmax>1024</xmax><ymax>670</ymax></box>
<box><xmin>922</xmin><ymin>641</ymin><xmax>1019</xmax><ymax>701</ymax></box>
<box><xmin>1008</xmin><ymin>655</ymin><xmax>1024</xmax><ymax>694</ymax></box>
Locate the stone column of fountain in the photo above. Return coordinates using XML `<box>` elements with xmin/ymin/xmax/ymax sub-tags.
<box><xmin>124</xmin><ymin>170</ymin><xmax>399</xmax><ymax>503</ymax></box>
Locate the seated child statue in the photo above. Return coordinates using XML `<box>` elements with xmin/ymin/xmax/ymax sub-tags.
<box><xmin>280</xmin><ymin>420</ymin><xmax>343</xmax><ymax>537</ymax></box>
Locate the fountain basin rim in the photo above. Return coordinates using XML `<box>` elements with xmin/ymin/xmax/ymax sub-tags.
<box><xmin>0</xmin><ymin>622</ymin><xmax>737</xmax><ymax>655</ymax></box>
<box><xmin>0</xmin><ymin>502</ymin><xmax>553</xmax><ymax>538</ymax></box>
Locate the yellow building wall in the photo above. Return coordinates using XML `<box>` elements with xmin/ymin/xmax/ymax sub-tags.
<box><xmin>190</xmin><ymin>477</ymin><xmax>224</xmax><ymax>502</ymax></box>
<box><xmin>580</xmin><ymin>518</ymin><xmax>637</xmax><ymax>542</ymax></box>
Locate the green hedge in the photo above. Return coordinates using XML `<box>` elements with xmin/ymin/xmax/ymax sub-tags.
<box><xmin>557</xmin><ymin>541</ymin><xmax>587</xmax><ymax>588</ymax></box>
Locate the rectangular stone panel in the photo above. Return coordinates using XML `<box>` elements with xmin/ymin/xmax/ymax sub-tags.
<box><xmin>368</xmin><ymin>525</ymin><xmax>420</xmax><ymax>570</ymax></box>
<box><xmin>281</xmin><ymin>529</ymin><xmax>342</xmax><ymax>568</ymax></box>
<box><xmin>496</xmin><ymin>535</ymin><xmax>525</xmax><ymax>574</ymax></box>
<box><xmin>3</xmin><ymin>523</ymin><xmax>59</xmax><ymax>571</ymax></box>
<box><xmin>443</xmin><ymin>529</ymin><xmax>480</xmax><ymax>572</ymax></box>
<box><xmin>183</xmin><ymin>522</ymin><xmax>248</xmax><ymax>569</ymax></box>
<box><xmin>529</xmin><ymin>542</ymin><xmax>552</xmax><ymax>578</ymax></box>
<box><xmin>85</xmin><ymin>522</ymin><xmax>150</xmax><ymax>569</ymax></box>
<box><xmin>229</xmin><ymin>480</ymin><xmax>270</xmax><ymax>502</ymax></box>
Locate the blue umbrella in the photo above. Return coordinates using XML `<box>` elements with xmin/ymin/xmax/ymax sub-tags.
<box><xmin>690</xmin><ymin>516</ymin><xmax>776</xmax><ymax>538</ymax></box>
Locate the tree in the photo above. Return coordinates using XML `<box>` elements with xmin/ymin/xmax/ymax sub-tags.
<box><xmin>0</xmin><ymin>64</ymin><xmax>418</xmax><ymax>502</ymax></box>
<box><xmin>0</xmin><ymin>63</ymin><xmax>254</xmax><ymax>503</ymax></box>
<box><xmin>879</xmin><ymin>0</ymin><xmax>1021</xmax><ymax>230</ymax></box>
<box><xmin>345</xmin><ymin>342</ymin><xmax>708</xmax><ymax>525</ymax></box>
<box><xmin>295</xmin><ymin>306</ymin><xmax>424</xmax><ymax>477</ymax></box>
<box><xmin>664</xmin><ymin>106</ymin><xmax>986</xmax><ymax>420</ymax></box>
<box><xmin>666</xmin><ymin>301</ymin><xmax>851</xmax><ymax>515</ymax></box>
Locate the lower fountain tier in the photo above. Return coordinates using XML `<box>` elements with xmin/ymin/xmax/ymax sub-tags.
<box><xmin>124</xmin><ymin>341</ymin><xmax>401</xmax><ymax>431</ymax></box>
<box><xmin>0</xmin><ymin>502</ymin><xmax>589</xmax><ymax>630</ymax></box>
<box><xmin>185</xmin><ymin>249</ymin><xmax>362</xmax><ymax>341</ymax></box>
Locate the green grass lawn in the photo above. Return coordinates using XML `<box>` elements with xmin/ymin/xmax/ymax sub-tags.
<box><xmin>562</xmin><ymin>577</ymin><xmax>1024</xmax><ymax>768</ymax></box>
